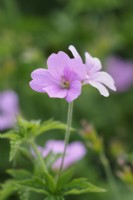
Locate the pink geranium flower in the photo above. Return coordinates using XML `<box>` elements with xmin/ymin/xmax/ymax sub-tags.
<box><xmin>106</xmin><ymin>57</ymin><xmax>133</xmax><ymax>92</ymax></box>
<box><xmin>38</xmin><ymin>140</ymin><xmax>86</xmax><ymax>169</ymax></box>
<box><xmin>0</xmin><ymin>90</ymin><xmax>19</xmax><ymax>131</ymax></box>
<box><xmin>69</xmin><ymin>45</ymin><xmax>116</xmax><ymax>97</ymax></box>
<box><xmin>30</xmin><ymin>51</ymin><xmax>86</xmax><ymax>102</ymax></box>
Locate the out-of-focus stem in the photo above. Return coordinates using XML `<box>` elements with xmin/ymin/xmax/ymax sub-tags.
<box><xmin>30</xmin><ymin>140</ymin><xmax>47</xmax><ymax>173</ymax></box>
<box><xmin>100</xmin><ymin>151</ymin><xmax>120</xmax><ymax>200</ymax></box>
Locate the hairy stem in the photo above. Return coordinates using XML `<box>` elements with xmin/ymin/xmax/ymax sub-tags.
<box><xmin>56</xmin><ymin>102</ymin><xmax>73</xmax><ymax>185</ymax></box>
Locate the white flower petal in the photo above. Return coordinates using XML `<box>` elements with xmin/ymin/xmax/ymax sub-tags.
<box><xmin>68</xmin><ymin>45</ymin><xmax>82</xmax><ymax>62</ymax></box>
<box><xmin>85</xmin><ymin>52</ymin><xmax>102</xmax><ymax>73</ymax></box>
<box><xmin>91</xmin><ymin>72</ymin><xmax>116</xmax><ymax>91</ymax></box>
<box><xmin>89</xmin><ymin>80</ymin><xmax>109</xmax><ymax>97</ymax></box>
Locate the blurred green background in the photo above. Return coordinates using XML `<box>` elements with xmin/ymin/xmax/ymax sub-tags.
<box><xmin>0</xmin><ymin>0</ymin><xmax>133</xmax><ymax>199</ymax></box>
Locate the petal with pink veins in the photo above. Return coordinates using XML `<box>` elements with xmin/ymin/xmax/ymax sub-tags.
<box><xmin>29</xmin><ymin>80</ymin><xmax>46</xmax><ymax>93</ymax></box>
<box><xmin>47</xmin><ymin>51</ymin><xmax>70</xmax><ymax>79</ymax></box>
<box><xmin>67</xmin><ymin>58</ymin><xmax>86</xmax><ymax>81</ymax></box>
<box><xmin>65</xmin><ymin>80</ymin><xmax>81</xmax><ymax>102</ymax></box>
<box><xmin>30</xmin><ymin>68</ymin><xmax>59</xmax><ymax>93</ymax></box>
<box><xmin>43</xmin><ymin>85</ymin><xmax>67</xmax><ymax>98</ymax></box>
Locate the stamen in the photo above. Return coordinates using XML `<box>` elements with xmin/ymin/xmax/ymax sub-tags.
<box><xmin>61</xmin><ymin>78</ymin><xmax>70</xmax><ymax>89</ymax></box>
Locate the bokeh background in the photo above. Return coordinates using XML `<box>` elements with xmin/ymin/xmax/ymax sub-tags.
<box><xmin>0</xmin><ymin>0</ymin><xmax>133</xmax><ymax>199</ymax></box>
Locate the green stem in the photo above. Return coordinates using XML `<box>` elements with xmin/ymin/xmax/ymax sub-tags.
<box><xmin>56</xmin><ymin>102</ymin><xmax>73</xmax><ymax>185</ymax></box>
<box><xmin>100</xmin><ymin>151</ymin><xmax>120</xmax><ymax>200</ymax></box>
<box><xmin>30</xmin><ymin>140</ymin><xmax>47</xmax><ymax>173</ymax></box>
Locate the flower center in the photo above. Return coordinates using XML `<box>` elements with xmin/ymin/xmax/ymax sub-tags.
<box><xmin>61</xmin><ymin>79</ymin><xmax>70</xmax><ymax>89</ymax></box>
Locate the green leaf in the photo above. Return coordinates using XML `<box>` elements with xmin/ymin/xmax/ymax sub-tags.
<box><xmin>64</xmin><ymin>178</ymin><xmax>106</xmax><ymax>195</ymax></box>
<box><xmin>0</xmin><ymin>180</ymin><xmax>16</xmax><ymax>200</ymax></box>
<box><xmin>7</xmin><ymin>169</ymin><xmax>32</xmax><ymax>180</ymax></box>
<box><xmin>18</xmin><ymin>189</ymin><xmax>30</xmax><ymax>200</ymax></box>
<box><xmin>16</xmin><ymin>177</ymin><xmax>48</xmax><ymax>195</ymax></box>
<box><xmin>44</xmin><ymin>173</ymin><xmax>56</xmax><ymax>193</ymax></box>
<box><xmin>0</xmin><ymin>131</ymin><xmax>20</xmax><ymax>140</ymax></box>
<box><xmin>10</xmin><ymin>140</ymin><xmax>21</xmax><ymax>161</ymax></box>
<box><xmin>57</xmin><ymin>168</ymin><xmax>74</xmax><ymax>191</ymax></box>
<box><xmin>36</xmin><ymin>119</ymin><xmax>67</xmax><ymax>137</ymax></box>
<box><xmin>19</xmin><ymin>146</ymin><xmax>33</xmax><ymax>161</ymax></box>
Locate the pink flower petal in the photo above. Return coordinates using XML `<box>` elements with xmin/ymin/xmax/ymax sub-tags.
<box><xmin>67</xmin><ymin>58</ymin><xmax>86</xmax><ymax>81</ymax></box>
<box><xmin>67</xmin><ymin>142</ymin><xmax>86</xmax><ymax>163</ymax></box>
<box><xmin>68</xmin><ymin>45</ymin><xmax>82</xmax><ymax>62</ymax></box>
<box><xmin>43</xmin><ymin>85</ymin><xmax>67</xmax><ymax>98</ymax></box>
<box><xmin>31</xmin><ymin>68</ymin><xmax>58</xmax><ymax>85</ymax></box>
<box><xmin>106</xmin><ymin>57</ymin><xmax>133</xmax><ymax>92</ymax></box>
<box><xmin>47</xmin><ymin>51</ymin><xmax>70</xmax><ymax>79</ymax></box>
<box><xmin>31</xmin><ymin>68</ymin><xmax>48</xmax><ymax>79</ymax></box>
<box><xmin>0</xmin><ymin>90</ymin><xmax>19</xmax><ymax>131</ymax></box>
<box><xmin>1</xmin><ymin>91</ymin><xmax>19</xmax><ymax>113</ymax></box>
<box><xmin>39</xmin><ymin>140</ymin><xmax>86</xmax><ymax>169</ymax></box>
<box><xmin>89</xmin><ymin>81</ymin><xmax>109</xmax><ymax>97</ymax></box>
<box><xmin>63</xmin><ymin>67</ymin><xmax>79</xmax><ymax>82</ymax></box>
<box><xmin>29</xmin><ymin>80</ymin><xmax>45</xmax><ymax>92</ymax></box>
<box><xmin>65</xmin><ymin>80</ymin><xmax>81</xmax><ymax>102</ymax></box>
<box><xmin>30</xmin><ymin>69</ymin><xmax>59</xmax><ymax>93</ymax></box>
<box><xmin>90</xmin><ymin>72</ymin><xmax>116</xmax><ymax>91</ymax></box>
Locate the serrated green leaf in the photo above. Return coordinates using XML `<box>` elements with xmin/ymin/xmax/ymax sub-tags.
<box><xmin>16</xmin><ymin>177</ymin><xmax>48</xmax><ymax>195</ymax></box>
<box><xmin>57</xmin><ymin>168</ymin><xmax>74</xmax><ymax>191</ymax></box>
<box><xmin>44</xmin><ymin>173</ymin><xmax>56</xmax><ymax>193</ymax></box>
<box><xmin>36</xmin><ymin>119</ymin><xmax>67</xmax><ymax>137</ymax></box>
<box><xmin>0</xmin><ymin>131</ymin><xmax>20</xmax><ymax>140</ymax></box>
<box><xmin>10</xmin><ymin>140</ymin><xmax>21</xmax><ymax>161</ymax></box>
<box><xmin>0</xmin><ymin>117</ymin><xmax>70</xmax><ymax>143</ymax></box>
<box><xmin>0</xmin><ymin>180</ymin><xmax>16</xmax><ymax>200</ymax></box>
<box><xmin>64</xmin><ymin>178</ymin><xmax>106</xmax><ymax>195</ymax></box>
<box><xmin>7</xmin><ymin>169</ymin><xmax>32</xmax><ymax>180</ymax></box>
<box><xmin>18</xmin><ymin>189</ymin><xmax>30</xmax><ymax>200</ymax></box>
<box><xmin>19</xmin><ymin>146</ymin><xmax>33</xmax><ymax>161</ymax></box>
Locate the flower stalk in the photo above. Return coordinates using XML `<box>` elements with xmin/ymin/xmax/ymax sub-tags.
<box><xmin>56</xmin><ymin>102</ymin><xmax>73</xmax><ymax>185</ymax></box>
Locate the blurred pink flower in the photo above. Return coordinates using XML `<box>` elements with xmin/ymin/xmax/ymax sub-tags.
<box><xmin>38</xmin><ymin>140</ymin><xmax>86</xmax><ymax>169</ymax></box>
<box><xmin>30</xmin><ymin>51</ymin><xmax>86</xmax><ymax>102</ymax></box>
<box><xmin>69</xmin><ymin>45</ymin><xmax>116</xmax><ymax>97</ymax></box>
<box><xmin>0</xmin><ymin>90</ymin><xmax>19</xmax><ymax>131</ymax></box>
<box><xmin>106</xmin><ymin>57</ymin><xmax>133</xmax><ymax>92</ymax></box>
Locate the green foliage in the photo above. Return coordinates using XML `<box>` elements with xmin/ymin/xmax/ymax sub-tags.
<box><xmin>64</xmin><ymin>178</ymin><xmax>106</xmax><ymax>195</ymax></box>
<box><xmin>18</xmin><ymin>189</ymin><xmax>30</xmax><ymax>200</ymax></box>
<box><xmin>0</xmin><ymin>117</ymin><xmax>67</xmax><ymax>161</ymax></box>
<box><xmin>0</xmin><ymin>117</ymin><xmax>105</xmax><ymax>200</ymax></box>
<box><xmin>7</xmin><ymin>169</ymin><xmax>32</xmax><ymax>180</ymax></box>
<box><xmin>0</xmin><ymin>180</ymin><xmax>16</xmax><ymax>200</ymax></box>
<box><xmin>56</xmin><ymin>168</ymin><xmax>74</xmax><ymax>191</ymax></box>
